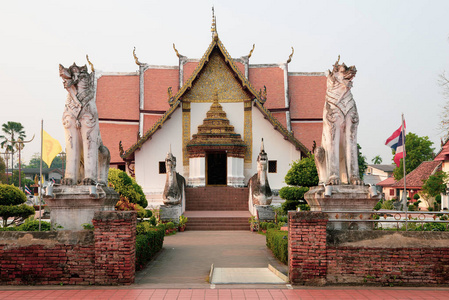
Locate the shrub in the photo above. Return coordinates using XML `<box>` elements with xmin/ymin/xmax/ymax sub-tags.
<box><xmin>145</xmin><ymin>210</ymin><xmax>153</xmax><ymax>218</ymax></box>
<box><xmin>381</xmin><ymin>200</ymin><xmax>394</xmax><ymax>210</ymax></box>
<box><xmin>279</xmin><ymin>186</ymin><xmax>309</xmax><ymax>201</ymax></box>
<box><xmin>284</xmin><ymin>155</ymin><xmax>318</xmax><ymax>187</ymax></box>
<box><xmin>108</xmin><ymin>169</ymin><xmax>148</xmax><ymax>208</ymax></box>
<box><xmin>281</xmin><ymin>200</ymin><xmax>298</xmax><ymax>214</ymax></box>
<box><xmin>166</xmin><ymin>222</ymin><xmax>175</xmax><ymax>229</ymax></box>
<box><xmin>280</xmin><ymin>200</ymin><xmax>309</xmax><ymax>215</ymax></box>
<box><xmin>0</xmin><ymin>184</ymin><xmax>35</xmax><ymax>227</ymax></box>
<box><xmin>115</xmin><ymin>195</ymin><xmax>138</xmax><ymax>211</ymax></box>
<box><xmin>267</xmin><ymin>222</ymin><xmax>277</xmax><ymax>230</ymax></box>
<box><xmin>0</xmin><ymin>184</ymin><xmax>27</xmax><ymax>205</ymax></box>
<box><xmin>0</xmin><ymin>219</ymin><xmax>51</xmax><ymax>231</ymax></box>
<box><xmin>277</xmin><ymin>215</ymin><xmax>288</xmax><ymax>223</ymax></box>
<box><xmin>149</xmin><ymin>216</ymin><xmax>157</xmax><ymax>226</ymax></box>
<box><xmin>374</xmin><ymin>201</ymin><xmax>382</xmax><ymax>211</ymax></box>
<box><xmin>297</xmin><ymin>203</ymin><xmax>310</xmax><ymax>211</ymax></box>
<box><xmin>135</xmin><ymin>223</ymin><xmax>165</xmax><ymax>271</ymax></box>
<box><xmin>413</xmin><ymin>193</ymin><xmax>420</xmax><ymax>200</ymax></box>
<box><xmin>266</xmin><ymin>228</ymin><xmax>288</xmax><ymax>264</ymax></box>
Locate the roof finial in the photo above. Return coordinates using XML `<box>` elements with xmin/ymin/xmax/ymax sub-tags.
<box><xmin>286</xmin><ymin>47</ymin><xmax>294</xmax><ymax>64</ymax></box>
<box><xmin>261</xmin><ymin>138</ymin><xmax>265</xmax><ymax>153</ymax></box>
<box><xmin>133</xmin><ymin>47</ymin><xmax>143</xmax><ymax>66</ymax></box>
<box><xmin>211</xmin><ymin>6</ymin><xmax>218</xmax><ymax>40</ymax></box>
<box><xmin>248</xmin><ymin>44</ymin><xmax>255</xmax><ymax>58</ymax></box>
<box><xmin>173</xmin><ymin>43</ymin><xmax>183</xmax><ymax>58</ymax></box>
<box><xmin>86</xmin><ymin>54</ymin><xmax>94</xmax><ymax>72</ymax></box>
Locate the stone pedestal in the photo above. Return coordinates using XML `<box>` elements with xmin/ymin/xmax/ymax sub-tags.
<box><xmin>304</xmin><ymin>185</ymin><xmax>380</xmax><ymax>230</ymax></box>
<box><xmin>44</xmin><ymin>185</ymin><xmax>119</xmax><ymax>231</ymax></box>
<box><xmin>160</xmin><ymin>205</ymin><xmax>182</xmax><ymax>222</ymax></box>
<box><xmin>256</xmin><ymin>205</ymin><xmax>275</xmax><ymax>222</ymax></box>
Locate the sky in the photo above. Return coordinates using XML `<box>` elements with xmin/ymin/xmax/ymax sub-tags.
<box><xmin>1</xmin><ymin>0</ymin><xmax>449</xmax><ymax>167</ymax></box>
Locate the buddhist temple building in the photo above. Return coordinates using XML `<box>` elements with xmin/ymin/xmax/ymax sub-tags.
<box><xmin>94</xmin><ymin>16</ymin><xmax>326</xmax><ymax>205</ymax></box>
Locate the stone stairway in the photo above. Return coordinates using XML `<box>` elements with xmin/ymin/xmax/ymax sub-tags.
<box><xmin>185</xmin><ymin>187</ymin><xmax>250</xmax><ymax>230</ymax></box>
<box><xmin>185</xmin><ymin>186</ymin><xmax>249</xmax><ymax>211</ymax></box>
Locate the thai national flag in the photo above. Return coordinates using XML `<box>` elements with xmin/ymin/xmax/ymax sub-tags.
<box><xmin>385</xmin><ymin>121</ymin><xmax>406</xmax><ymax>167</ymax></box>
<box><xmin>24</xmin><ymin>186</ymin><xmax>32</xmax><ymax>195</ymax></box>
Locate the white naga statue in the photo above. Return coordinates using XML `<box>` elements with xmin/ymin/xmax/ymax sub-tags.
<box><xmin>162</xmin><ymin>149</ymin><xmax>185</xmax><ymax>206</ymax></box>
<box><xmin>314</xmin><ymin>56</ymin><xmax>362</xmax><ymax>186</ymax></box>
<box><xmin>249</xmin><ymin>139</ymin><xmax>273</xmax><ymax>205</ymax></box>
<box><xmin>59</xmin><ymin>62</ymin><xmax>110</xmax><ymax>186</ymax></box>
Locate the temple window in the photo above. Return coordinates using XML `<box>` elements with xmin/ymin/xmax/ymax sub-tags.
<box><xmin>159</xmin><ymin>161</ymin><xmax>166</xmax><ymax>174</ymax></box>
<box><xmin>268</xmin><ymin>160</ymin><xmax>277</xmax><ymax>173</ymax></box>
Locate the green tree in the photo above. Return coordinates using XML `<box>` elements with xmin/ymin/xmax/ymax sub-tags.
<box><xmin>11</xmin><ymin>170</ymin><xmax>33</xmax><ymax>191</ymax></box>
<box><xmin>108</xmin><ymin>168</ymin><xmax>148</xmax><ymax>208</ymax></box>
<box><xmin>0</xmin><ymin>122</ymin><xmax>26</xmax><ymax>151</ymax></box>
<box><xmin>25</xmin><ymin>153</ymin><xmax>64</xmax><ymax>169</ymax></box>
<box><xmin>0</xmin><ymin>122</ymin><xmax>26</xmax><ymax>187</ymax></box>
<box><xmin>358</xmin><ymin>144</ymin><xmax>368</xmax><ymax>180</ymax></box>
<box><xmin>0</xmin><ymin>184</ymin><xmax>35</xmax><ymax>227</ymax></box>
<box><xmin>421</xmin><ymin>171</ymin><xmax>448</xmax><ymax>198</ymax></box>
<box><xmin>284</xmin><ymin>154</ymin><xmax>319</xmax><ymax>187</ymax></box>
<box><xmin>371</xmin><ymin>155</ymin><xmax>383</xmax><ymax>165</ymax></box>
<box><xmin>393</xmin><ymin>132</ymin><xmax>435</xmax><ymax>180</ymax></box>
<box><xmin>280</xmin><ymin>154</ymin><xmax>318</xmax><ymax>213</ymax></box>
<box><xmin>0</xmin><ymin>157</ymin><xmax>6</xmax><ymax>184</ymax></box>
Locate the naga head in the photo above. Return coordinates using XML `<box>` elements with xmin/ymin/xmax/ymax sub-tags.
<box><xmin>165</xmin><ymin>150</ymin><xmax>176</xmax><ymax>172</ymax></box>
<box><xmin>257</xmin><ymin>139</ymin><xmax>268</xmax><ymax>172</ymax></box>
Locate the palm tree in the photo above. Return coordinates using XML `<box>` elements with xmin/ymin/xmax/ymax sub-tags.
<box><xmin>0</xmin><ymin>121</ymin><xmax>26</xmax><ymax>185</ymax></box>
<box><xmin>371</xmin><ymin>155</ymin><xmax>383</xmax><ymax>165</ymax></box>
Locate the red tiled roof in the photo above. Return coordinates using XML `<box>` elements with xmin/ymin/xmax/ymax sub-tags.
<box><xmin>289</xmin><ymin>75</ymin><xmax>326</xmax><ymax>119</ymax></box>
<box><xmin>143</xmin><ymin>68</ymin><xmax>178</xmax><ymax>111</ymax></box>
<box><xmin>120</xmin><ymin>34</ymin><xmax>310</xmax><ymax>160</ymax></box>
<box><xmin>434</xmin><ymin>138</ymin><xmax>449</xmax><ymax>161</ymax></box>
<box><xmin>391</xmin><ymin>161</ymin><xmax>442</xmax><ymax>189</ymax></box>
<box><xmin>96</xmin><ymin>75</ymin><xmax>139</xmax><ymax>120</ymax></box>
<box><xmin>249</xmin><ymin>67</ymin><xmax>285</xmax><ymax>109</ymax></box>
<box><xmin>376</xmin><ymin>177</ymin><xmax>396</xmax><ymax>187</ymax></box>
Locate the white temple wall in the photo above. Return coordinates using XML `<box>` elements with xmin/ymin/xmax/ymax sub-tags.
<box><xmin>250</xmin><ymin>109</ymin><xmax>302</xmax><ymax>190</ymax></box>
<box><xmin>135</xmin><ymin>109</ymin><xmax>184</xmax><ymax>196</ymax></box>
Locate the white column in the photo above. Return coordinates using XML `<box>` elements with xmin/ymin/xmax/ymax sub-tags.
<box><xmin>227</xmin><ymin>156</ymin><xmax>245</xmax><ymax>187</ymax></box>
<box><xmin>188</xmin><ymin>157</ymin><xmax>205</xmax><ymax>187</ymax></box>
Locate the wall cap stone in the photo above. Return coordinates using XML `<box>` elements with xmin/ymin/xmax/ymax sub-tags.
<box><xmin>93</xmin><ymin>210</ymin><xmax>137</xmax><ymax>221</ymax></box>
<box><xmin>288</xmin><ymin>211</ymin><xmax>328</xmax><ymax>221</ymax></box>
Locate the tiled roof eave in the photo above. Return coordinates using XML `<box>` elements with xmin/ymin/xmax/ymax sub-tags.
<box><xmin>120</xmin><ymin>99</ymin><xmax>182</xmax><ymax>160</ymax></box>
<box><xmin>253</xmin><ymin>99</ymin><xmax>309</xmax><ymax>155</ymax></box>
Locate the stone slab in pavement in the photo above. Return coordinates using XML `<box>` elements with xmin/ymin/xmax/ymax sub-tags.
<box><xmin>211</xmin><ymin>267</ymin><xmax>286</xmax><ymax>284</ymax></box>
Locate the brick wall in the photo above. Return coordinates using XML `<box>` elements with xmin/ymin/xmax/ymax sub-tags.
<box><xmin>288</xmin><ymin>211</ymin><xmax>328</xmax><ymax>285</ymax></box>
<box><xmin>93</xmin><ymin>211</ymin><xmax>136</xmax><ymax>285</ymax></box>
<box><xmin>0</xmin><ymin>211</ymin><xmax>136</xmax><ymax>285</ymax></box>
<box><xmin>288</xmin><ymin>211</ymin><xmax>449</xmax><ymax>286</ymax></box>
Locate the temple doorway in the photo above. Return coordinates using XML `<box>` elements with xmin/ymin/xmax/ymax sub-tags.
<box><xmin>206</xmin><ymin>151</ymin><xmax>227</xmax><ymax>185</ymax></box>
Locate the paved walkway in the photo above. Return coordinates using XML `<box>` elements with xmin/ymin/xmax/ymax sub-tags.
<box><xmin>1</xmin><ymin>287</ymin><xmax>449</xmax><ymax>299</ymax></box>
<box><xmin>1</xmin><ymin>231</ymin><xmax>449</xmax><ymax>299</ymax></box>
<box><xmin>135</xmin><ymin>231</ymin><xmax>287</xmax><ymax>288</ymax></box>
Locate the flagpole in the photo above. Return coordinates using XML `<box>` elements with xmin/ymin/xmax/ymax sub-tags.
<box><xmin>401</xmin><ymin>113</ymin><xmax>408</xmax><ymax>230</ymax></box>
<box><xmin>39</xmin><ymin>120</ymin><xmax>43</xmax><ymax>232</ymax></box>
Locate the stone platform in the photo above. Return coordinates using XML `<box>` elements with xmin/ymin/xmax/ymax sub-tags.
<box><xmin>305</xmin><ymin>185</ymin><xmax>380</xmax><ymax>230</ymax></box>
<box><xmin>44</xmin><ymin>185</ymin><xmax>119</xmax><ymax>230</ymax></box>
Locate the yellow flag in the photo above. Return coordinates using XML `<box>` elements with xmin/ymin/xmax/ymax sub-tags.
<box><xmin>42</xmin><ymin>130</ymin><xmax>62</xmax><ymax>168</ymax></box>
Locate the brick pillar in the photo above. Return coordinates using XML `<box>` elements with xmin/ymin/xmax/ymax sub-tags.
<box><xmin>288</xmin><ymin>211</ymin><xmax>328</xmax><ymax>285</ymax></box>
<box><xmin>92</xmin><ymin>211</ymin><xmax>136</xmax><ymax>285</ymax></box>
